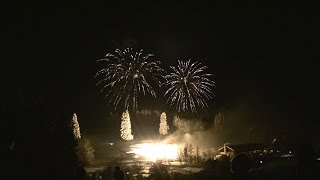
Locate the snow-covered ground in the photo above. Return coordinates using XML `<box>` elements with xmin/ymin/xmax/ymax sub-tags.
<box><xmin>85</xmin><ymin>131</ymin><xmax>205</xmax><ymax>177</ymax></box>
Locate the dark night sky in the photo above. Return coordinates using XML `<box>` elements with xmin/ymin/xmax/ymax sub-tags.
<box><xmin>1</xmin><ymin>1</ymin><xmax>319</xmax><ymax>136</ymax></box>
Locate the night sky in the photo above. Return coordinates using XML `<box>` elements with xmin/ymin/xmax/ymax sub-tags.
<box><xmin>1</xmin><ymin>2</ymin><xmax>319</xmax><ymax>141</ymax></box>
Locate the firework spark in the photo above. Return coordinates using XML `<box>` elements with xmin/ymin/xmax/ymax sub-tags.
<box><xmin>164</xmin><ymin>60</ymin><xmax>214</xmax><ymax>112</ymax></box>
<box><xmin>95</xmin><ymin>48</ymin><xmax>165</xmax><ymax>111</ymax></box>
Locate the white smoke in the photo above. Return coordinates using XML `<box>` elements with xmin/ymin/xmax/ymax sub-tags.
<box><xmin>136</xmin><ymin>109</ymin><xmax>161</xmax><ymax>116</ymax></box>
<box><xmin>162</xmin><ymin>115</ymin><xmax>218</xmax><ymax>153</ymax></box>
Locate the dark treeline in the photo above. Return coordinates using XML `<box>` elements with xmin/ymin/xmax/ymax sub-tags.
<box><xmin>1</xmin><ymin>90</ymin><xmax>84</xmax><ymax>180</ymax></box>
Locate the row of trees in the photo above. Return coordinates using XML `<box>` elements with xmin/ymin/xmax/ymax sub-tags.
<box><xmin>120</xmin><ymin>110</ymin><xmax>169</xmax><ymax>141</ymax></box>
<box><xmin>177</xmin><ymin>143</ymin><xmax>217</xmax><ymax>166</ymax></box>
<box><xmin>177</xmin><ymin>143</ymin><xmax>200</xmax><ymax>165</ymax></box>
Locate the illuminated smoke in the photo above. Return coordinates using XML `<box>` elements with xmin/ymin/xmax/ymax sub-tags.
<box><xmin>163</xmin><ymin>115</ymin><xmax>218</xmax><ymax>154</ymax></box>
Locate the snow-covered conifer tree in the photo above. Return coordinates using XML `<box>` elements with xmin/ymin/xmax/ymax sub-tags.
<box><xmin>120</xmin><ymin>110</ymin><xmax>134</xmax><ymax>140</ymax></box>
<box><xmin>159</xmin><ymin>112</ymin><xmax>169</xmax><ymax>135</ymax></box>
<box><xmin>72</xmin><ymin>113</ymin><xmax>81</xmax><ymax>139</ymax></box>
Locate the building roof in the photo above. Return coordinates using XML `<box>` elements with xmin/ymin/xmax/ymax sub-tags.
<box><xmin>219</xmin><ymin>143</ymin><xmax>266</xmax><ymax>153</ymax></box>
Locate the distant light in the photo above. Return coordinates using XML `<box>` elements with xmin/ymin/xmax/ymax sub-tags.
<box><xmin>109</xmin><ymin>143</ymin><xmax>114</xmax><ymax>146</ymax></box>
<box><xmin>280</xmin><ymin>154</ymin><xmax>294</xmax><ymax>158</ymax></box>
<box><xmin>260</xmin><ymin>160</ymin><xmax>263</xmax><ymax>164</ymax></box>
<box><xmin>289</xmin><ymin>151</ymin><xmax>292</xmax><ymax>154</ymax></box>
<box><xmin>317</xmin><ymin>158</ymin><xmax>320</xmax><ymax>161</ymax></box>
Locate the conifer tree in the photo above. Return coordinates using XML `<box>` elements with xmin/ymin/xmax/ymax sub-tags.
<box><xmin>72</xmin><ymin>113</ymin><xmax>81</xmax><ymax>139</ymax></box>
<box><xmin>120</xmin><ymin>110</ymin><xmax>134</xmax><ymax>141</ymax></box>
<box><xmin>159</xmin><ymin>112</ymin><xmax>169</xmax><ymax>135</ymax></box>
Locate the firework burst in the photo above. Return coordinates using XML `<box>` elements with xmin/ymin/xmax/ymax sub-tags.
<box><xmin>164</xmin><ymin>60</ymin><xmax>214</xmax><ymax>112</ymax></box>
<box><xmin>95</xmin><ymin>48</ymin><xmax>165</xmax><ymax>111</ymax></box>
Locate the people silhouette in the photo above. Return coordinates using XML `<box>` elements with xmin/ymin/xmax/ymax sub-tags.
<box><xmin>296</xmin><ymin>143</ymin><xmax>317</xmax><ymax>180</ymax></box>
<box><xmin>114</xmin><ymin>166</ymin><xmax>124</xmax><ymax>180</ymax></box>
<box><xmin>230</xmin><ymin>153</ymin><xmax>251</xmax><ymax>179</ymax></box>
<box><xmin>75</xmin><ymin>165</ymin><xmax>86</xmax><ymax>180</ymax></box>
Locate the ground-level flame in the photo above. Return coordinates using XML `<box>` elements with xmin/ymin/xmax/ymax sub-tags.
<box><xmin>128</xmin><ymin>143</ymin><xmax>178</xmax><ymax>161</ymax></box>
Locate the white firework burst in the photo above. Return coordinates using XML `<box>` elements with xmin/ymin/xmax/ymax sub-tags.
<box><xmin>164</xmin><ymin>60</ymin><xmax>214</xmax><ymax>112</ymax></box>
<box><xmin>95</xmin><ymin>48</ymin><xmax>165</xmax><ymax>111</ymax></box>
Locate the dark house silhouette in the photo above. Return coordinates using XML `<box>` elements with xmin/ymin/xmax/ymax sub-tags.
<box><xmin>218</xmin><ymin>143</ymin><xmax>266</xmax><ymax>157</ymax></box>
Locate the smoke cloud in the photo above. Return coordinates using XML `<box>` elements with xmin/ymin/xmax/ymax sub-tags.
<box><xmin>162</xmin><ymin>115</ymin><xmax>218</xmax><ymax>153</ymax></box>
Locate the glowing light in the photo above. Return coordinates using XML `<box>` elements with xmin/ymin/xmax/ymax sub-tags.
<box><xmin>95</xmin><ymin>48</ymin><xmax>165</xmax><ymax>111</ymax></box>
<box><xmin>72</xmin><ymin>113</ymin><xmax>81</xmax><ymax>139</ymax></box>
<box><xmin>164</xmin><ymin>60</ymin><xmax>214</xmax><ymax>112</ymax></box>
<box><xmin>120</xmin><ymin>110</ymin><xmax>134</xmax><ymax>141</ymax></box>
<box><xmin>159</xmin><ymin>112</ymin><xmax>169</xmax><ymax>135</ymax></box>
<box><xmin>280</xmin><ymin>154</ymin><xmax>294</xmax><ymax>158</ymax></box>
<box><xmin>133</xmin><ymin>73</ymin><xmax>139</xmax><ymax>79</ymax></box>
<box><xmin>128</xmin><ymin>143</ymin><xmax>178</xmax><ymax>161</ymax></box>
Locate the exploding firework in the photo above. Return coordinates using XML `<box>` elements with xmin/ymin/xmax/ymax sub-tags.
<box><xmin>95</xmin><ymin>48</ymin><xmax>165</xmax><ymax>111</ymax></box>
<box><xmin>164</xmin><ymin>60</ymin><xmax>214</xmax><ymax>112</ymax></box>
